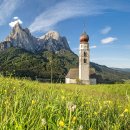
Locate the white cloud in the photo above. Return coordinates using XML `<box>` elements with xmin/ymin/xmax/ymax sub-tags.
<box><xmin>101</xmin><ymin>37</ymin><xmax>118</xmax><ymax>44</ymax></box>
<box><xmin>29</xmin><ymin>0</ymin><xmax>130</xmax><ymax>33</ymax></box>
<box><xmin>101</xmin><ymin>26</ymin><xmax>111</xmax><ymax>34</ymax></box>
<box><xmin>0</xmin><ymin>0</ymin><xmax>21</xmax><ymax>25</ymax></box>
<box><xmin>90</xmin><ymin>45</ymin><xmax>97</xmax><ymax>49</ymax></box>
<box><xmin>9</xmin><ymin>17</ymin><xmax>23</xmax><ymax>28</ymax></box>
<box><xmin>13</xmin><ymin>16</ymin><xmax>19</xmax><ymax>20</ymax></box>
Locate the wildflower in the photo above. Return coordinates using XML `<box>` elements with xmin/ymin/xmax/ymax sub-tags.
<box><xmin>67</xmin><ymin>102</ymin><xmax>76</xmax><ymax>112</ymax></box>
<box><xmin>41</xmin><ymin>118</ymin><xmax>46</xmax><ymax>126</ymax></box>
<box><xmin>4</xmin><ymin>90</ymin><xmax>7</xmax><ymax>93</ymax></box>
<box><xmin>72</xmin><ymin>116</ymin><xmax>76</xmax><ymax>123</ymax></box>
<box><xmin>5</xmin><ymin>100</ymin><xmax>8</xmax><ymax>105</ymax></box>
<box><xmin>89</xmin><ymin>128</ymin><xmax>92</xmax><ymax>130</ymax></box>
<box><xmin>124</xmin><ymin>108</ymin><xmax>128</xmax><ymax>113</ymax></box>
<box><xmin>94</xmin><ymin>112</ymin><xmax>97</xmax><ymax>116</ymax></box>
<box><xmin>31</xmin><ymin>100</ymin><xmax>36</xmax><ymax>105</ymax></box>
<box><xmin>119</xmin><ymin>113</ymin><xmax>124</xmax><ymax>117</ymax></box>
<box><xmin>103</xmin><ymin>100</ymin><xmax>112</xmax><ymax>105</ymax></box>
<box><xmin>88</xmin><ymin>115</ymin><xmax>91</xmax><ymax>118</ymax></box>
<box><xmin>79</xmin><ymin>125</ymin><xmax>83</xmax><ymax>130</ymax></box>
<box><xmin>61</xmin><ymin>96</ymin><xmax>65</xmax><ymax>100</ymax></box>
<box><xmin>81</xmin><ymin>104</ymin><xmax>84</xmax><ymax>107</ymax></box>
<box><xmin>59</xmin><ymin>120</ymin><xmax>64</xmax><ymax>127</ymax></box>
<box><xmin>86</xmin><ymin>101</ymin><xmax>90</xmax><ymax>105</ymax></box>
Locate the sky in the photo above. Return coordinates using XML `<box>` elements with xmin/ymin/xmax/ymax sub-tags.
<box><xmin>0</xmin><ymin>0</ymin><xmax>130</xmax><ymax>68</ymax></box>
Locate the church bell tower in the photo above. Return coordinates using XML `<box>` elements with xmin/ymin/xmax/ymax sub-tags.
<box><xmin>79</xmin><ymin>32</ymin><xmax>90</xmax><ymax>84</ymax></box>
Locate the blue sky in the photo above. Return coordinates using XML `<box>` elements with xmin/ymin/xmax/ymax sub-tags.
<box><xmin>0</xmin><ymin>0</ymin><xmax>130</xmax><ymax>68</ymax></box>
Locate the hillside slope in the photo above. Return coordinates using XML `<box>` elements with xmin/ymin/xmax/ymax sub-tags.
<box><xmin>0</xmin><ymin>47</ymin><xmax>78</xmax><ymax>82</ymax></box>
<box><xmin>0</xmin><ymin>47</ymin><xmax>130</xmax><ymax>83</ymax></box>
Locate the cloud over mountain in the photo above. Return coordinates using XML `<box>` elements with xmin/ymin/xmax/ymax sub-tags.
<box><xmin>9</xmin><ymin>17</ymin><xmax>23</xmax><ymax>28</ymax></box>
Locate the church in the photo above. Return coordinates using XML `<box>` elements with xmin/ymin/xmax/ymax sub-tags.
<box><xmin>65</xmin><ymin>31</ymin><xmax>96</xmax><ymax>85</ymax></box>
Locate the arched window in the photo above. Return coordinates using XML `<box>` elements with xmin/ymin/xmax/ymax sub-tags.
<box><xmin>84</xmin><ymin>59</ymin><xmax>87</xmax><ymax>63</ymax></box>
<box><xmin>84</xmin><ymin>52</ymin><xmax>87</xmax><ymax>57</ymax></box>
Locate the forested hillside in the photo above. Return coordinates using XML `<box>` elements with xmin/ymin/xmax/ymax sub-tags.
<box><xmin>0</xmin><ymin>47</ymin><xmax>130</xmax><ymax>83</ymax></box>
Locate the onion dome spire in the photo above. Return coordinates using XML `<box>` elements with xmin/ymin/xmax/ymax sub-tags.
<box><xmin>80</xmin><ymin>31</ymin><xmax>89</xmax><ymax>43</ymax></box>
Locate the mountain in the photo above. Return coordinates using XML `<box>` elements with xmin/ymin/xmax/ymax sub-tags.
<box><xmin>38</xmin><ymin>31</ymin><xmax>70</xmax><ymax>52</ymax></box>
<box><xmin>4</xmin><ymin>23</ymin><xmax>38</xmax><ymax>52</ymax></box>
<box><xmin>0</xmin><ymin>23</ymin><xmax>70</xmax><ymax>53</ymax></box>
<box><xmin>90</xmin><ymin>63</ymin><xmax>130</xmax><ymax>83</ymax></box>
<box><xmin>112</xmin><ymin>68</ymin><xmax>130</xmax><ymax>73</ymax></box>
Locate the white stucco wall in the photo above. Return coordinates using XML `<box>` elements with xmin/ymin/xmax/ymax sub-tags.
<box><xmin>66</xmin><ymin>78</ymin><xmax>96</xmax><ymax>85</ymax></box>
<box><xmin>65</xmin><ymin>78</ymin><xmax>77</xmax><ymax>84</ymax></box>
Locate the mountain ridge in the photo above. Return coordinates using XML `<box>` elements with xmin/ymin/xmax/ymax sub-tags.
<box><xmin>0</xmin><ymin>23</ymin><xmax>70</xmax><ymax>53</ymax></box>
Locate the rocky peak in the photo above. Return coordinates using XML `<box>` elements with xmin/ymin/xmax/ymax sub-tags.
<box><xmin>38</xmin><ymin>30</ymin><xmax>71</xmax><ymax>52</ymax></box>
<box><xmin>40</xmin><ymin>31</ymin><xmax>60</xmax><ymax>41</ymax></box>
<box><xmin>5</xmin><ymin>24</ymin><xmax>37</xmax><ymax>52</ymax></box>
<box><xmin>13</xmin><ymin>22</ymin><xmax>22</xmax><ymax>30</ymax></box>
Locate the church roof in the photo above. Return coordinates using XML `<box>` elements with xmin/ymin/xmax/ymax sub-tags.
<box><xmin>66</xmin><ymin>68</ymin><xmax>79</xmax><ymax>79</ymax></box>
<box><xmin>66</xmin><ymin>68</ymin><xmax>96</xmax><ymax>79</ymax></box>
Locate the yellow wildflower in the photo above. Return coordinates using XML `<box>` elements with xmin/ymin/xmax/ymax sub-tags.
<box><xmin>31</xmin><ymin>100</ymin><xmax>36</xmax><ymax>105</ymax></box>
<box><xmin>89</xmin><ymin>128</ymin><xmax>92</xmax><ymax>130</ymax></box>
<box><xmin>94</xmin><ymin>112</ymin><xmax>97</xmax><ymax>116</ymax></box>
<box><xmin>119</xmin><ymin>113</ymin><xmax>124</xmax><ymax>117</ymax></box>
<box><xmin>59</xmin><ymin>120</ymin><xmax>64</xmax><ymax>127</ymax></box>
<box><xmin>86</xmin><ymin>102</ymin><xmax>90</xmax><ymax>105</ymax></box>
<box><xmin>72</xmin><ymin>116</ymin><xmax>76</xmax><ymax>123</ymax></box>
<box><xmin>88</xmin><ymin>115</ymin><xmax>91</xmax><ymax>118</ymax></box>
<box><xmin>124</xmin><ymin>108</ymin><xmax>128</xmax><ymax>113</ymax></box>
<box><xmin>61</xmin><ymin>96</ymin><xmax>65</xmax><ymax>100</ymax></box>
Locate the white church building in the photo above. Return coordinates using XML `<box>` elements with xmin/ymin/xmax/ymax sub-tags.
<box><xmin>65</xmin><ymin>31</ymin><xmax>96</xmax><ymax>85</ymax></box>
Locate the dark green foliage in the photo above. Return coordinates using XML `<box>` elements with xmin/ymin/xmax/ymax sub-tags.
<box><xmin>0</xmin><ymin>47</ymin><xmax>78</xmax><ymax>82</ymax></box>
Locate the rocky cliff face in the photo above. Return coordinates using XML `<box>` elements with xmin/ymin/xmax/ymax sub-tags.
<box><xmin>5</xmin><ymin>23</ymin><xmax>38</xmax><ymax>52</ymax></box>
<box><xmin>0</xmin><ymin>23</ymin><xmax>71</xmax><ymax>53</ymax></box>
<box><xmin>38</xmin><ymin>31</ymin><xmax>70</xmax><ymax>52</ymax></box>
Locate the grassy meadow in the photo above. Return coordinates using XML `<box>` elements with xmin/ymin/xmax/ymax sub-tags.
<box><xmin>0</xmin><ymin>76</ymin><xmax>130</xmax><ymax>130</ymax></box>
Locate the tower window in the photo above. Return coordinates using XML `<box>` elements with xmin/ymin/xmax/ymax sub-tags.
<box><xmin>84</xmin><ymin>59</ymin><xmax>87</xmax><ymax>63</ymax></box>
<box><xmin>84</xmin><ymin>52</ymin><xmax>87</xmax><ymax>57</ymax></box>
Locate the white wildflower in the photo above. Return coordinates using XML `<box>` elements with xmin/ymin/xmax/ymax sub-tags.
<box><xmin>41</xmin><ymin>118</ymin><xmax>46</xmax><ymax>126</ymax></box>
<box><xmin>67</xmin><ymin>102</ymin><xmax>76</xmax><ymax>112</ymax></box>
<box><xmin>79</xmin><ymin>125</ymin><xmax>83</xmax><ymax>130</ymax></box>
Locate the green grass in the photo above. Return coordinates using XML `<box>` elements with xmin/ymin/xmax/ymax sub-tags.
<box><xmin>0</xmin><ymin>76</ymin><xmax>130</xmax><ymax>130</ymax></box>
